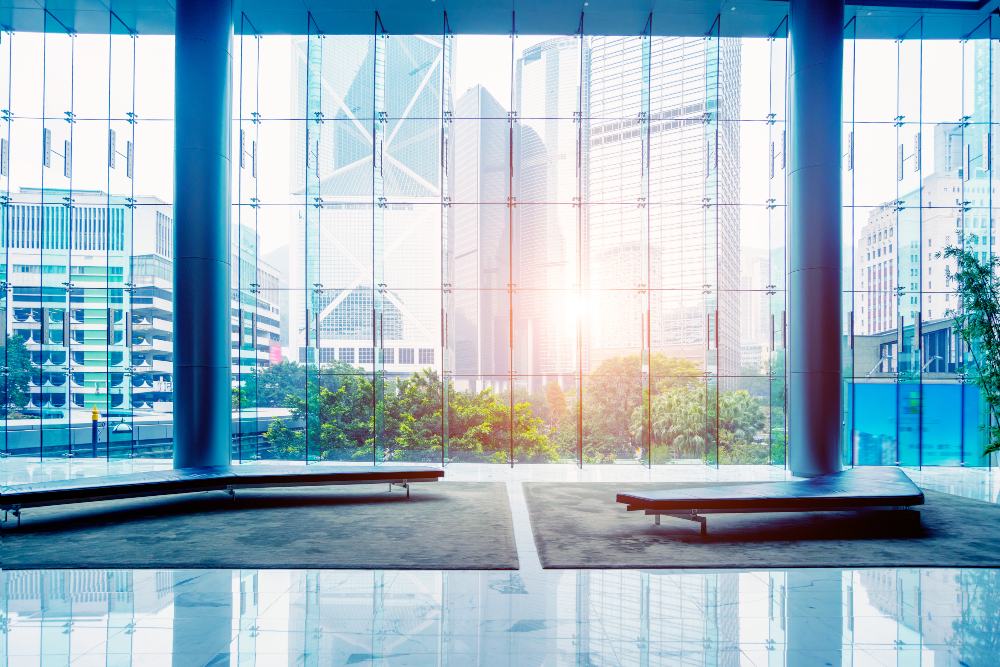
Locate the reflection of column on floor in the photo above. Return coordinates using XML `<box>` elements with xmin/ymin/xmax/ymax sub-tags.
<box><xmin>786</xmin><ymin>570</ymin><xmax>843</xmax><ymax>667</ymax></box>
<box><xmin>576</xmin><ymin>570</ymin><xmax>591</xmax><ymax>664</ymax></box>
<box><xmin>235</xmin><ymin>571</ymin><xmax>259</xmax><ymax>662</ymax></box>
<box><xmin>171</xmin><ymin>570</ymin><xmax>233</xmax><ymax>667</ymax></box>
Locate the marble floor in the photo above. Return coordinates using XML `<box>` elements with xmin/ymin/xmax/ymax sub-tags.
<box><xmin>2</xmin><ymin>460</ymin><xmax>998</xmax><ymax>665</ymax></box>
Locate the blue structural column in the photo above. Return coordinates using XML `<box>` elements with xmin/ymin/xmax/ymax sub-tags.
<box><xmin>172</xmin><ymin>0</ymin><xmax>233</xmax><ymax>468</ymax></box>
<box><xmin>787</xmin><ymin>0</ymin><xmax>844</xmax><ymax>477</ymax></box>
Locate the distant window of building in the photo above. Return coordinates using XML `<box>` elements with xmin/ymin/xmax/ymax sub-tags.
<box><xmin>339</xmin><ymin>347</ymin><xmax>355</xmax><ymax>363</ymax></box>
<box><xmin>419</xmin><ymin>348</ymin><xmax>434</xmax><ymax>365</ymax></box>
<box><xmin>359</xmin><ymin>348</ymin><xmax>374</xmax><ymax>364</ymax></box>
<box><xmin>319</xmin><ymin>348</ymin><xmax>336</xmax><ymax>364</ymax></box>
<box><xmin>399</xmin><ymin>348</ymin><xmax>414</xmax><ymax>364</ymax></box>
<box><xmin>380</xmin><ymin>348</ymin><xmax>394</xmax><ymax>364</ymax></box>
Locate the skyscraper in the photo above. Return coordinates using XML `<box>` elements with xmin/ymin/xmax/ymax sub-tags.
<box><xmin>514</xmin><ymin>37</ymin><xmax>590</xmax><ymax>392</ymax></box>
<box><xmin>290</xmin><ymin>35</ymin><xmax>451</xmax><ymax>376</ymax></box>
<box><xmin>587</xmin><ymin>36</ymin><xmax>741</xmax><ymax>380</ymax></box>
<box><xmin>452</xmin><ymin>84</ymin><xmax>511</xmax><ymax>391</ymax></box>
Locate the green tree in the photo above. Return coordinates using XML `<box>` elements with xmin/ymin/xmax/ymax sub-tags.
<box><xmin>545</xmin><ymin>381</ymin><xmax>567</xmax><ymax>430</ymax></box>
<box><xmin>719</xmin><ymin>390</ymin><xmax>766</xmax><ymax>445</ymax></box>
<box><xmin>583</xmin><ymin>353</ymin><xmax>701</xmax><ymax>456</ymax></box>
<box><xmin>262</xmin><ymin>365</ymin><xmax>373</xmax><ymax>461</ymax></box>
<box><xmin>942</xmin><ymin>240</ymin><xmax>1000</xmax><ymax>455</ymax></box>
<box><xmin>0</xmin><ymin>334</ymin><xmax>31</xmax><ymax>417</ymax></box>
<box><xmin>239</xmin><ymin>359</ymin><xmax>307</xmax><ymax>408</ymax></box>
<box><xmin>231</xmin><ymin>387</ymin><xmax>250</xmax><ymax>410</ymax></box>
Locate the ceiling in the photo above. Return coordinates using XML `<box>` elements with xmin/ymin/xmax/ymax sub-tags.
<box><xmin>2</xmin><ymin>0</ymin><xmax>998</xmax><ymax>39</ymax></box>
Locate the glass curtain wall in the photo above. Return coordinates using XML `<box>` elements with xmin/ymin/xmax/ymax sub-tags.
<box><xmin>1</xmin><ymin>9</ymin><xmax>997</xmax><ymax>470</ymax></box>
<box><xmin>846</xmin><ymin>15</ymin><xmax>998</xmax><ymax>469</ymax></box>
<box><xmin>0</xmin><ymin>14</ymin><xmax>174</xmax><ymax>467</ymax></box>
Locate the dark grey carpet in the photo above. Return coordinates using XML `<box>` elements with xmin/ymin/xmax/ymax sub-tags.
<box><xmin>1</xmin><ymin>482</ymin><xmax>517</xmax><ymax>570</ymax></box>
<box><xmin>523</xmin><ymin>482</ymin><xmax>1000</xmax><ymax>569</ymax></box>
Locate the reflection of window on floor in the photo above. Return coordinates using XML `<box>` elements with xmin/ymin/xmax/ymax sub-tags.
<box><xmin>339</xmin><ymin>347</ymin><xmax>355</xmax><ymax>363</ymax></box>
<box><xmin>419</xmin><ymin>348</ymin><xmax>434</xmax><ymax>365</ymax></box>
<box><xmin>359</xmin><ymin>348</ymin><xmax>374</xmax><ymax>364</ymax></box>
<box><xmin>380</xmin><ymin>348</ymin><xmax>394</xmax><ymax>364</ymax></box>
<box><xmin>399</xmin><ymin>348</ymin><xmax>414</xmax><ymax>364</ymax></box>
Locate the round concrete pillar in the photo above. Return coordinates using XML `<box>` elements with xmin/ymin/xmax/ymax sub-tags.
<box><xmin>172</xmin><ymin>0</ymin><xmax>234</xmax><ymax>468</ymax></box>
<box><xmin>787</xmin><ymin>0</ymin><xmax>845</xmax><ymax>477</ymax></box>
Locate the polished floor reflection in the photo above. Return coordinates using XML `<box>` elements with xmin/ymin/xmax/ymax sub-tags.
<box><xmin>3</xmin><ymin>567</ymin><xmax>999</xmax><ymax>666</ymax></box>
<box><xmin>3</xmin><ymin>463</ymin><xmax>998</xmax><ymax>665</ymax></box>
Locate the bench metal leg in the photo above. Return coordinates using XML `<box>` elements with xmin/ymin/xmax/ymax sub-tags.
<box><xmin>653</xmin><ymin>512</ymin><xmax>707</xmax><ymax>535</ymax></box>
<box><xmin>226</xmin><ymin>486</ymin><xmax>236</xmax><ymax>502</ymax></box>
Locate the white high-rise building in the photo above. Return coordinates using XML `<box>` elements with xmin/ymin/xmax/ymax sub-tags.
<box><xmin>854</xmin><ymin>123</ymin><xmax>997</xmax><ymax>337</ymax></box>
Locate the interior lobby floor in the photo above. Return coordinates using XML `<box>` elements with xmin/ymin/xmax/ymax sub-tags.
<box><xmin>2</xmin><ymin>460</ymin><xmax>998</xmax><ymax>665</ymax></box>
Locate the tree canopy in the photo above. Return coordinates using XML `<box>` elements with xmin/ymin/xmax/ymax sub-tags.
<box><xmin>252</xmin><ymin>351</ymin><xmax>771</xmax><ymax>464</ymax></box>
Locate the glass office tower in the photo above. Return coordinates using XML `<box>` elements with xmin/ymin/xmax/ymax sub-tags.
<box><xmin>588</xmin><ymin>36</ymin><xmax>741</xmax><ymax>382</ymax></box>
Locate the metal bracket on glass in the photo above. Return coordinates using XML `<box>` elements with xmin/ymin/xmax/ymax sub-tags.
<box><xmin>251</xmin><ymin>112</ymin><xmax>262</xmax><ymax>124</ymax></box>
<box><xmin>126</xmin><ymin>112</ymin><xmax>138</xmax><ymax>125</ymax></box>
<box><xmin>250</xmin><ymin>198</ymin><xmax>261</xmax><ymax>209</ymax></box>
<box><xmin>766</xmin><ymin>198</ymin><xmax>777</xmax><ymax>210</ymax></box>
<box><xmin>766</xmin><ymin>112</ymin><xmax>777</xmax><ymax>125</ymax></box>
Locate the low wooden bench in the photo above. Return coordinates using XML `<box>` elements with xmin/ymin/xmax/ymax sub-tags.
<box><xmin>616</xmin><ymin>466</ymin><xmax>924</xmax><ymax>535</ymax></box>
<box><xmin>1</xmin><ymin>464</ymin><xmax>444</xmax><ymax>526</ymax></box>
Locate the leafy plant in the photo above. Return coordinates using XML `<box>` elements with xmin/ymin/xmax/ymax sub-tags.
<box><xmin>941</xmin><ymin>240</ymin><xmax>1000</xmax><ymax>456</ymax></box>
<box><xmin>0</xmin><ymin>334</ymin><xmax>31</xmax><ymax>417</ymax></box>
